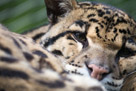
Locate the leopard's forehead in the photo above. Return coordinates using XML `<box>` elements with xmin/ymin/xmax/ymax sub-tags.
<box><xmin>45</xmin><ymin>1</ymin><xmax>136</xmax><ymax>50</ymax></box>
<box><xmin>78</xmin><ymin>2</ymin><xmax>135</xmax><ymax>46</ymax></box>
<box><xmin>41</xmin><ymin>1</ymin><xmax>136</xmax><ymax>62</ymax></box>
<box><xmin>41</xmin><ymin>0</ymin><xmax>136</xmax><ymax>77</ymax></box>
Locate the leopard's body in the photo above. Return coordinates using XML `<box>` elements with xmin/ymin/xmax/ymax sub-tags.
<box><xmin>1</xmin><ymin>0</ymin><xmax>136</xmax><ymax>91</ymax></box>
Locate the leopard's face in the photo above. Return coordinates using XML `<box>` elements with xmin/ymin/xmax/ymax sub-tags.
<box><xmin>1</xmin><ymin>0</ymin><xmax>136</xmax><ymax>90</ymax></box>
<box><xmin>41</xmin><ymin>0</ymin><xmax>136</xmax><ymax>90</ymax></box>
<box><xmin>69</xmin><ymin>36</ymin><xmax>123</xmax><ymax>90</ymax></box>
<box><xmin>41</xmin><ymin>19</ymin><xmax>123</xmax><ymax>90</ymax></box>
<box><xmin>0</xmin><ymin>24</ymin><xmax>107</xmax><ymax>91</ymax></box>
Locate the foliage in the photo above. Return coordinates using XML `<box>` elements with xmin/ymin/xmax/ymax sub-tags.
<box><xmin>0</xmin><ymin>0</ymin><xmax>136</xmax><ymax>33</ymax></box>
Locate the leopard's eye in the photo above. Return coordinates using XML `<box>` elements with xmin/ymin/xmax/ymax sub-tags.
<box><xmin>72</xmin><ymin>32</ymin><xmax>88</xmax><ymax>48</ymax></box>
<box><xmin>74</xmin><ymin>32</ymin><xmax>86</xmax><ymax>41</ymax></box>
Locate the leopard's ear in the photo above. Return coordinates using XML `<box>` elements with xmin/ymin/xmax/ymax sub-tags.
<box><xmin>44</xmin><ymin>0</ymin><xmax>78</xmax><ymax>24</ymax></box>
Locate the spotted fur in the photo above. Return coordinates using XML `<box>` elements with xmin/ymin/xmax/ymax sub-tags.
<box><xmin>1</xmin><ymin>0</ymin><xmax>136</xmax><ymax>91</ymax></box>
<box><xmin>0</xmin><ymin>24</ymin><xmax>106</xmax><ymax>91</ymax></box>
<box><xmin>39</xmin><ymin>0</ymin><xmax>136</xmax><ymax>90</ymax></box>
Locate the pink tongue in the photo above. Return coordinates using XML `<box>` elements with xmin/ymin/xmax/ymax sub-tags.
<box><xmin>88</xmin><ymin>64</ymin><xmax>108</xmax><ymax>80</ymax></box>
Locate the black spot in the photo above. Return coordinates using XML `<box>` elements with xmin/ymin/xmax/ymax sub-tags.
<box><xmin>113</xmin><ymin>17</ymin><xmax>127</xmax><ymax>26</ymax></box>
<box><xmin>113</xmin><ymin>28</ymin><xmax>117</xmax><ymax>33</ymax></box>
<box><xmin>33</xmin><ymin>50</ymin><xmax>47</xmax><ymax>58</ymax></box>
<box><xmin>127</xmin><ymin>28</ymin><xmax>131</xmax><ymax>34</ymax></box>
<box><xmin>123</xmin><ymin>70</ymin><xmax>127</xmax><ymax>75</ymax></box>
<box><xmin>71</xmin><ymin>71</ymin><xmax>75</xmax><ymax>73</ymax></box>
<box><xmin>97</xmin><ymin>9</ymin><xmax>105</xmax><ymax>17</ymax></box>
<box><xmin>52</xmin><ymin>50</ymin><xmax>63</xmax><ymax>56</ymax></box>
<box><xmin>113</xmin><ymin>33</ymin><xmax>118</xmax><ymax>41</ymax></box>
<box><xmin>112</xmin><ymin>65</ymin><xmax>116</xmax><ymax>68</ymax></box>
<box><xmin>107</xmin><ymin>81</ymin><xmax>120</xmax><ymax>87</ymax></box>
<box><xmin>65</xmin><ymin>56</ymin><xmax>70</xmax><ymax>59</ymax></box>
<box><xmin>71</xmin><ymin>60</ymin><xmax>74</xmax><ymax>63</ymax></box>
<box><xmin>89</xmin><ymin>18</ymin><xmax>98</xmax><ymax>22</ymax></box>
<box><xmin>101</xmin><ymin>21</ymin><xmax>107</xmax><ymax>25</ymax></box>
<box><xmin>131</xmin><ymin>87</ymin><xmax>135</xmax><ymax>91</ymax></box>
<box><xmin>72</xmin><ymin>64</ymin><xmax>75</xmax><ymax>66</ymax></box>
<box><xmin>32</xmin><ymin>33</ymin><xmax>45</xmax><ymax>41</ymax></box>
<box><xmin>105</xmin><ymin>35</ymin><xmax>107</xmax><ymax>39</ymax></box>
<box><xmin>106</xmin><ymin>10</ymin><xmax>111</xmax><ymax>14</ymax></box>
<box><xmin>98</xmin><ymin>23</ymin><xmax>104</xmax><ymax>28</ymax></box>
<box><xmin>108</xmin><ymin>39</ymin><xmax>110</xmax><ymax>41</ymax></box>
<box><xmin>74</xmin><ymin>64</ymin><xmax>78</xmax><ymax>67</ymax></box>
<box><xmin>87</xmin><ymin>14</ymin><xmax>96</xmax><ymax>18</ymax></box>
<box><xmin>71</xmin><ymin>70</ymin><xmax>82</xmax><ymax>75</ymax></box>
<box><xmin>115</xmin><ymin>13</ymin><xmax>118</xmax><ymax>16</ymax></box>
<box><xmin>96</xmin><ymin>27</ymin><xmax>102</xmax><ymax>38</ymax></box>
<box><xmin>104</xmin><ymin>16</ymin><xmax>110</xmax><ymax>21</ymax></box>
<box><xmin>0</xmin><ymin>68</ymin><xmax>29</xmax><ymax>80</ymax></box>
<box><xmin>89</xmin><ymin>86</ymin><xmax>103</xmax><ymax>91</ymax></box>
<box><xmin>0</xmin><ymin>44</ymin><xmax>12</xmax><ymax>55</ymax></box>
<box><xmin>23</xmin><ymin>52</ymin><xmax>34</xmax><ymax>61</ymax></box>
<box><xmin>12</xmin><ymin>38</ymin><xmax>22</xmax><ymax>49</ymax></box>
<box><xmin>38</xmin><ymin>58</ymin><xmax>47</xmax><ymax>69</ymax></box>
<box><xmin>103</xmin><ymin>40</ymin><xmax>106</xmax><ymax>42</ymax></box>
<box><xmin>112</xmin><ymin>76</ymin><xmax>120</xmax><ymax>80</ymax></box>
<box><xmin>119</xmin><ymin>29</ymin><xmax>127</xmax><ymax>34</ymax></box>
<box><xmin>19</xmin><ymin>39</ymin><xmax>27</xmax><ymax>45</ymax></box>
<box><xmin>0</xmin><ymin>56</ymin><xmax>18</xmax><ymax>63</ymax></box>
<box><xmin>87</xmin><ymin>7</ymin><xmax>97</xmax><ymax>10</ymax></box>
<box><xmin>37</xmin><ymin>80</ymin><xmax>65</xmax><ymax>88</ymax></box>
<box><xmin>84</xmin><ymin>55</ymin><xmax>88</xmax><ymax>58</ymax></box>
<box><xmin>75</xmin><ymin>20</ymin><xmax>85</xmax><ymax>28</ymax></box>
<box><xmin>69</xmin><ymin>43</ymin><xmax>74</xmax><ymax>45</ymax></box>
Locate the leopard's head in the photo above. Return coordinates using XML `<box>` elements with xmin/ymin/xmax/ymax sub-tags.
<box><xmin>41</xmin><ymin>0</ymin><xmax>136</xmax><ymax>90</ymax></box>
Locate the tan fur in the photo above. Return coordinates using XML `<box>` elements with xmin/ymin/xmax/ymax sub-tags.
<box><xmin>0</xmin><ymin>24</ymin><xmax>106</xmax><ymax>91</ymax></box>
<box><xmin>1</xmin><ymin>0</ymin><xmax>136</xmax><ymax>90</ymax></box>
<box><xmin>121</xmin><ymin>72</ymin><xmax>136</xmax><ymax>91</ymax></box>
<box><xmin>40</xmin><ymin>0</ymin><xmax>136</xmax><ymax>90</ymax></box>
<box><xmin>24</xmin><ymin>25</ymin><xmax>49</xmax><ymax>43</ymax></box>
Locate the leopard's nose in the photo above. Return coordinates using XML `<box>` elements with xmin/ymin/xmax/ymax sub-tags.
<box><xmin>88</xmin><ymin>64</ymin><xmax>109</xmax><ymax>80</ymax></box>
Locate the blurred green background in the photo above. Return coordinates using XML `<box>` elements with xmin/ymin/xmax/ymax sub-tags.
<box><xmin>0</xmin><ymin>0</ymin><xmax>136</xmax><ymax>33</ymax></box>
